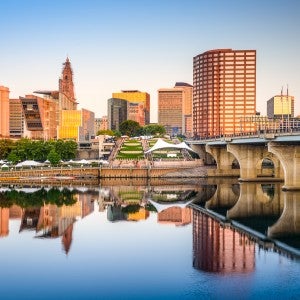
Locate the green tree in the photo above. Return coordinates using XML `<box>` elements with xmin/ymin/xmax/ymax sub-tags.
<box><xmin>119</xmin><ymin>120</ymin><xmax>141</xmax><ymax>137</ymax></box>
<box><xmin>54</xmin><ymin>140</ymin><xmax>77</xmax><ymax>160</ymax></box>
<box><xmin>47</xmin><ymin>149</ymin><xmax>61</xmax><ymax>166</ymax></box>
<box><xmin>97</xmin><ymin>129</ymin><xmax>115</xmax><ymax>136</ymax></box>
<box><xmin>0</xmin><ymin>139</ymin><xmax>14</xmax><ymax>159</ymax></box>
<box><xmin>143</xmin><ymin>124</ymin><xmax>166</xmax><ymax>136</ymax></box>
<box><xmin>7</xmin><ymin>150</ymin><xmax>20</xmax><ymax>164</ymax></box>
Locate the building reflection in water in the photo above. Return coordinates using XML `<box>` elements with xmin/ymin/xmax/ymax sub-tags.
<box><xmin>1</xmin><ymin>180</ymin><xmax>299</xmax><ymax>258</ymax></box>
<box><xmin>0</xmin><ymin>187</ymin><xmax>95</xmax><ymax>254</ymax></box>
<box><xmin>157</xmin><ymin>207</ymin><xmax>191</xmax><ymax>226</ymax></box>
<box><xmin>0</xmin><ymin>207</ymin><xmax>9</xmax><ymax>237</ymax></box>
<box><xmin>193</xmin><ymin>209</ymin><xmax>255</xmax><ymax>274</ymax></box>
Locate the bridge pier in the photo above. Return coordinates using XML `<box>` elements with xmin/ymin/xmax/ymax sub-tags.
<box><xmin>190</xmin><ymin>144</ymin><xmax>214</xmax><ymax>165</ymax></box>
<box><xmin>227</xmin><ymin>182</ymin><xmax>283</xmax><ymax>219</ymax></box>
<box><xmin>268</xmin><ymin>143</ymin><xmax>300</xmax><ymax>190</ymax></box>
<box><xmin>227</xmin><ymin>144</ymin><xmax>283</xmax><ymax>181</ymax></box>
<box><xmin>205</xmin><ymin>182</ymin><xmax>239</xmax><ymax>209</ymax></box>
<box><xmin>267</xmin><ymin>191</ymin><xmax>300</xmax><ymax>238</ymax></box>
<box><xmin>205</xmin><ymin>144</ymin><xmax>239</xmax><ymax>177</ymax></box>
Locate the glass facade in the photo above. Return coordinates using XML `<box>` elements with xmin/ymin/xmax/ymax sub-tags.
<box><xmin>58</xmin><ymin>109</ymin><xmax>95</xmax><ymax>141</ymax></box>
<box><xmin>112</xmin><ymin>90</ymin><xmax>150</xmax><ymax>125</ymax></box>
<box><xmin>267</xmin><ymin>95</ymin><xmax>295</xmax><ymax>118</ymax></box>
<box><xmin>107</xmin><ymin>98</ymin><xmax>128</xmax><ymax>131</ymax></box>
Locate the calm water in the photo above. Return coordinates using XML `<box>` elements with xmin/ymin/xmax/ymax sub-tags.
<box><xmin>0</xmin><ymin>179</ymin><xmax>299</xmax><ymax>299</ymax></box>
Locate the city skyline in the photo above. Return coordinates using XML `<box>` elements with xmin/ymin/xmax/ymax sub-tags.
<box><xmin>1</xmin><ymin>0</ymin><xmax>300</xmax><ymax>122</ymax></box>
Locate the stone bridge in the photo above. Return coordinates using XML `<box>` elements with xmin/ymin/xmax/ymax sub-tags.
<box><xmin>188</xmin><ymin>133</ymin><xmax>300</xmax><ymax>190</ymax></box>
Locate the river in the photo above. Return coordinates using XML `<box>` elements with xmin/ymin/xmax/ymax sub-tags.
<box><xmin>0</xmin><ymin>178</ymin><xmax>299</xmax><ymax>299</ymax></box>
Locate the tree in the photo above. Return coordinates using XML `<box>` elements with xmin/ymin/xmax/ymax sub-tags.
<box><xmin>7</xmin><ymin>150</ymin><xmax>20</xmax><ymax>164</ymax></box>
<box><xmin>143</xmin><ymin>124</ymin><xmax>166</xmax><ymax>136</ymax></box>
<box><xmin>47</xmin><ymin>149</ymin><xmax>61</xmax><ymax>166</ymax></box>
<box><xmin>119</xmin><ymin>120</ymin><xmax>141</xmax><ymax>137</ymax></box>
<box><xmin>54</xmin><ymin>140</ymin><xmax>77</xmax><ymax>160</ymax></box>
<box><xmin>0</xmin><ymin>139</ymin><xmax>14</xmax><ymax>159</ymax></box>
<box><xmin>97</xmin><ymin>129</ymin><xmax>115</xmax><ymax>136</ymax></box>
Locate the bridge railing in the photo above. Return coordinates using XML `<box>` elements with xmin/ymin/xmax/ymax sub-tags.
<box><xmin>186</xmin><ymin>128</ymin><xmax>300</xmax><ymax>143</ymax></box>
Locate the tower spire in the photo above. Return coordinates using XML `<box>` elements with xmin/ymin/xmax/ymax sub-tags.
<box><xmin>59</xmin><ymin>57</ymin><xmax>76</xmax><ymax>109</ymax></box>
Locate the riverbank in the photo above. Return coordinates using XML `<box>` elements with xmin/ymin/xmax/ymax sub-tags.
<box><xmin>0</xmin><ymin>162</ymin><xmax>209</xmax><ymax>183</ymax></box>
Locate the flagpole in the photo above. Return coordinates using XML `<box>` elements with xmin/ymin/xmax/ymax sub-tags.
<box><xmin>287</xmin><ymin>84</ymin><xmax>290</xmax><ymax>132</ymax></box>
<box><xmin>281</xmin><ymin>87</ymin><xmax>283</xmax><ymax>132</ymax></box>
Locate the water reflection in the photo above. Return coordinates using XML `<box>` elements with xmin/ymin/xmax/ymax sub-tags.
<box><xmin>0</xmin><ymin>187</ymin><xmax>94</xmax><ymax>253</ymax></box>
<box><xmin>193</xmin><ymin>209</ymin><xmax>255</xmax><ymax>273</ymax></box>
<box><xmin>0</xmin><ymin>179</ymin><xmax>299</xmax><ymax>259</ymax></box>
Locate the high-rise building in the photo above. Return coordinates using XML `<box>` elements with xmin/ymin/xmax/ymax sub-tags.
<box><xmin>158</xmin><ymin>82</ymin><xmax>193</xmax><ymax>137</ymax></box>
<box><xmin>0</xmin><ymin>86</ymin><xmax>10</xmax><ymax>138</ymax></box>
<box><xmin>267</xmin><ymin>94</ymin><xmax>294</xmax><ymax>119</ymax></box>
<box><xmin>9</xmin><ymin>98</ymin><xmax>24</xmax><ymax>138</ymax></box>
<box><xmin>20</xmin><ymin>94</ymin><xmax>57</xmax><ymax>140</ymax></box>
<box><xmin>112</xmin><ymin>90</ymin><xmax>150</xmax><ymax>125</ymax></box>
<box><xmin>57</xmin><ymin>109</ymin><xmax>95</xmax><ymax>142</ymax></box>
<box><xmin>107</xmin><ymin>98</ymin><xmax>128</xmax><ymax>130</ymax></box>
<box><xmin>193</xmin><ymin>49</ymin><xmax>256</xmax><ymax>137</ymax></box>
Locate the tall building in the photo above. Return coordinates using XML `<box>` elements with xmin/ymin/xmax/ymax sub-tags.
<box><xmin>57</xmin><ymin>109</ymin><xmax>95</xmax><ymax>142</ymax></box>
<box><xmin>267</xmin><ymin>94</ymin><xmax>294</xmax><ymax>119</ymax></box>
<box><xmin>0</xmin><ymin>86</ymin><xmax>10</xmax><ymax>138</ymax></box>
<box><xmin>107</xmin><ymin>98</ymin><xmax>128</xmax><ymax>130</ymax></box>
<box><xmin>9</xmin><ymin>98</ymin><xmax>24</xmax><ymax>138</ymax></box>
<box><xmin>95</xmin><ymin>116</ymin><xmax>108</xmax><ymax>135</ymax></box>
<box><xmin>112</xmin><ymin>90</ymin><xmax>150</xmax><ymax>125</ymax></box>
<box><xmin>58</xmin><ymin>57</ymin><xmax>77</xmax><ymax>110</ymax></box>
<box><xmin>20</xmin><ymin>94</ymin><xmax>57</xmax><ymax>140</ymax></box>
<box><xmin>158</xmin><ymin>82</ymin><xmax>193</xmax><ymax>137</ymax></box>
<box><xmin>193</xmin><ymin>49</ymin><xmax>256</xmax><ymax>137</ymax></box>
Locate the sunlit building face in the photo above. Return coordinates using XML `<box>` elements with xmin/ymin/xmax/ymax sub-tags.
<box><xmin>193</xmin><ymin>49</ymin><xmax>256</xmax><ymax>137</ymax></box>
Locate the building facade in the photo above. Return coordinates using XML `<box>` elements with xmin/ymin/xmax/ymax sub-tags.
<box><xmin>267</xmin><ymin>94</ymin><xmax>295</xmax><ymax>119</ymax></box>
<box><xmin>158</xmin><ymin>82</ymin><xmax>193</xmax><ymax>137</ymax></box>
<box><xmin>20</xmin><ymin>94</ymin><xmax>57</xmax><ymax>140</ymax></box>
<box><xmin>0</xmin><ymin>86</ymin><xmax>10</xmax><ymax>138</ymax></box>
<box><xmin>112</xmin><ymin>90</ymin><xmax>150</xmax><ymax>125</ymax></box>
<box><xmin>107</xmin><ymin>98</ymin><xmax>128</xmax><ymax>131</ymax></box>
<box><xmin>94</xmin><ymin>116</ymin><xmax>108</xmax><ymax>135</ymax></box>
<box><xmin>9</xmin><ymin>98</ymin><xmax>24</xmax><ymax>138</ymax></box>
<box><xmin>57</xmin><ymin>109</ymin><xmax>95</xmax><ymax>142</ymax></box>
<box><xmin>193</xmin><ymin>49</ymin><xmax>256</xmax><ymax>137</ymax></box>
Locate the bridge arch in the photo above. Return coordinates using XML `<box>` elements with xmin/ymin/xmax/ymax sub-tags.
<box><xmin>227</xmin><ymin>143</ymin><xmax>283</xmax><ymax>181</ymax></box>
<box><xmin>268</xmin><ymin>142</ymin><xmax>300</xmax><ymax>190</ymax></box>
<box><xmin>205</xmin><ymin>144</ymin><xmax>240</xmax><ymax>177</ymax></box>
<box><xmin>255</xmin><ymin>156</ymin><xmax>280</xmax><ymax>178</ymax></box>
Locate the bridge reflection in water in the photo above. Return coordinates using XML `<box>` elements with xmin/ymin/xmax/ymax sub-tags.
<box><xmin>191</xmin><ymin>179</ymin><xmax>300</xmax><ymax>273</ymax></box>
<box><xmin>0</xmin><ymin>178</ymin><xmax>299</xmax><ymax>260</ymax></box>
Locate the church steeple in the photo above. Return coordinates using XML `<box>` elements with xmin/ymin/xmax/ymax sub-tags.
<box><xmin>59</xmin><ymin>57</ymin><xmax>76</xmax><ymax>106</ymax></box>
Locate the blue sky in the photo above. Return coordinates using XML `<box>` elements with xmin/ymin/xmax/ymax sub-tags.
<box><xmin>1</xmin><ymin>0</ymin><xmax>300</xmax><ymax>121</ymax></box>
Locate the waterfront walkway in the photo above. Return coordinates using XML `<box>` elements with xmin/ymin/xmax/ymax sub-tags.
<box><xmin>0</xmin><ymin>160</ymin><xmax>207</xmax><ymax>183</ymax></box>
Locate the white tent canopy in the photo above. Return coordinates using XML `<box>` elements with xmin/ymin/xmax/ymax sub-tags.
<box><xmin>145</xmin><ymin>138</ymin><xmax>196</xmax><ymax>154</ymax></box>
<box><xmin>1</xmin><ymin>164</ymin><xmax>9</xmax><ymax>169</ymax></box>
<box><xmin>147</xmin><ymin>199</ymin><xmax>193</xmax><ymax>213</ymax></box>
<box><xmin>74</xmin><ymin>159</ymin><xmax>91</xmax><ymax>164</ymax></box>
<box><xmin>15</xmin><ymin>160</ymin><xmax>43</xmax><ymax>167</ymax></box>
